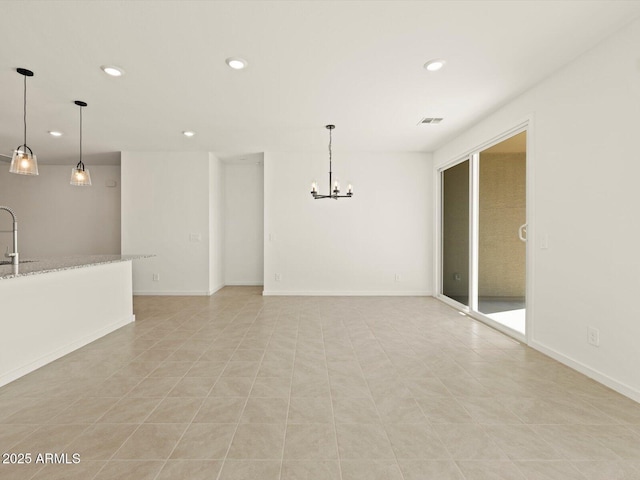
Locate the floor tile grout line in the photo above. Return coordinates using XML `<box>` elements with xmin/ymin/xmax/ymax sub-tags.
<box><xmin>148</xmin><ymin>301</ymin><xmax>240</xmax><ymax>480</ymax></box>
<box><xmin>88</xmin><ymin>314</ymin><xmax>201</xmax><ymax>479</ymax></box>
<box><xmin>451</xmin><ymin>460</ymin><xmax>469</xmax><ymax>480</ymax></box>
<box><xmin>76</xmin><ymin>347</ymin><xmax>202</xmax><ymax>479</ymax></box>
<box><xmin>19</xmin><ymin>306</ymin><xmax>194</xmax><ymax>480</ymax></box>
<box><xmin>5</xmin><ymin>291</ymin><xmax>640</xmax><ymax>479</ymax></box>
<box><xmin>510</xmin><ymin>459</ymin><xmax>591</xmax><ymax>480</ymax></box>
<box><xmin>94</xmin><ymin>299</ymin><xmax>238</xmax><ymax>480</ymax></box>
<box><xmin>341</xmin><ymin>312</ymin><xmax>409</xmax><ymax>480</ymax></box>
<box><xmin>154</xmin><ymin>295</ymin><xmax>262</xmax><ymax>474</ymax></box>
<box><xmin>276</xmin><ymin>310</ymin><xmax>299</xmax><ymax>480</ymax></box>
<box><xmin>320</xmin><ymin>311</ymin><xmax>344</xmax><ymax>480</ymax></box>
<box><xmin>373</xmin><ymin>305</ymin><xmax>529</xmax><ymax>469</ymax></box>
<box><xmin>214</xmin><ymin>302</ymin><xmax>276</xmax><ymax>480</ymax></box>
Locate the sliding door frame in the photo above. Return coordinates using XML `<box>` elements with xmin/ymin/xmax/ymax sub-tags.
<box><xmin>435</xmin><ymin>117</ymin><xmax>534</xmax><ymax>344</ymax></box>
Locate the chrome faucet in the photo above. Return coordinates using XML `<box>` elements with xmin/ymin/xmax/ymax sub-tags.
<box><xmin>0</xmin><ymin>206</ymin><xmax>19</xmax><ymax>265</ymax></box>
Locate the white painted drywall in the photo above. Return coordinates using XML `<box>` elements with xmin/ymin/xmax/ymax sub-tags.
<box><xmin>224</xmin><ymin>161</ymin><xmax>264</xmax><ymax>285</ymax></box>
<box><xmin>0</xmin><ymin>165</ymin><xmax>121</xmax><ymax>257</ymax></box>
<box><xmin>209</xmin><ymin>153</ymin><xmax>225</xmax><ymax>293</ymax></box>
<box><xmin>434</xmin><ymin>18</ymin><xmax>640</xmax><ymax>401</ymax></box>
<box><xmin>0</xmin><ymin>261</ymin><xmax>133</xmax><ymax>387</ymax></box>
<box><xmin>121</xmin><ymin>152</ymin><xmax>213</xmax><ymax>295</ymax></box>
<box><xmin>264</xmin><ymin>151</ymin><xmax>432</xmax><ymax>295</ymax></box>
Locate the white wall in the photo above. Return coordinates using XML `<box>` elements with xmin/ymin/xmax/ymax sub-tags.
<box><xmin>264</xmin><ymin>151</ymin><xmax>432</xmax><ymax>295</ymax></box>
<box><xmin>434</xmin><ymin>18</ymin><xmax>640</xmax><ymax>401</ymax></box>
<box><xmin>209</xmin><ymin>153</ymin><xmax>225</xmax><ymax>293</ymax></box>
<box><xmin>224</xmin><ymin>161</ymin><xmax>264</xmax><ymax>285</ymax></box>
<box><xmin>121</xmin><ymin>152</ymin><xmax>214</xmax><ymax>295</ymax></box>
<box><xmin>0</xmin><ymin>165</ymin><xmax>121</xmax><ymax>257</ymax></box>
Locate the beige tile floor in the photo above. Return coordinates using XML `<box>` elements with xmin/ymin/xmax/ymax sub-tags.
<box><xmin>1</xmin><ymin>286</ymin><xmax>640</xmax><ymax>479</ymax></box>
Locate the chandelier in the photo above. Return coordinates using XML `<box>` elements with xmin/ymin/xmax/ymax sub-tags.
<box><xmin>310</xmin><ymin>125</ymin><xmax>353</xmax><ymax>199</ymax></box>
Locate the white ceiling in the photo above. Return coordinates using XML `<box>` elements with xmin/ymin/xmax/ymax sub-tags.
<box><xmin>1</xmin><ymin>0</ymin><xmax>639</xmax><ymax>165</ymax></box>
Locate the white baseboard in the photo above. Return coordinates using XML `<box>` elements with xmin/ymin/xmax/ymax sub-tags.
<box><xmin>135</xmin><ymin>283</ymin><xmax>226</xmax><ymax>296</ymax></box>
<box><xmin>529</xmin><ymin>340</ymin><xmax>640</xmax><ymax>404</ymax></box>
<box><xmin>133</xmin><ymin>290</ymin><xmax>213</xmax><ymax>296</ymax></box>
<box><xmin>262</xmin><ymin>290</ymin><xmax>432</xmax><ymax>297</ymax></box>
<box><xmin>466</xmin><ymin>311</ymin><xmax>527</xmax><ymax>344</ymax></box>
<box><xmin>0</xmin><ymin>314</ymin><xmax>134</xmax><ymax>388</ymax></box>
<box><xmin>208</xmin><ymin>283</ymin><xmax>225</xmax><ymax>295</ymax></box>
<box><xmin>225</xmin><ymin>281</ymin><xmax>264</xmax><ymax>286</ymax></box>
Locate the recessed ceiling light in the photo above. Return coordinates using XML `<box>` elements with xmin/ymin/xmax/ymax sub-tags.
<box><xmin>100</xmin><ymin>65</ymin><xmax>125</xmax><ymax>77</ymax></box>
<box><xmin>183</xmin><ymin>131</ymin><xmax>195</xmax><ymax>137</ymax></box>
<box><xmin>424</xmin><ymin>59</ymin><xmax>446</xmax><ymax>72</ymax></box>
<box><xmin>48</xmin><ymin>131</ymin><xmax>63</xmax><ymax>137</ymax></box>
<box><xmin>225</xmin><ymin>57</ymin><xmax>248</xmax><ymax>70</ymax></box>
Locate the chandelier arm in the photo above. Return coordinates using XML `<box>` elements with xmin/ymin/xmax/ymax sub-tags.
<box><xmin>312</xmin><ymin>193</ymin><xmax>353</xmax><ymax>200</ymax></box>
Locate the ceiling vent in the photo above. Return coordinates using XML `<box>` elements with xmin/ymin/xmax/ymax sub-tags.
<box><xmin>418</xmin><ymin>117</ymin><xmax>443</xmax><ymax>125</ymax></box>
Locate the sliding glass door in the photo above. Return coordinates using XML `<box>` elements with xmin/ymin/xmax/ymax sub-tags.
<box><xmin>440</xmin><ymin>131</ymin><xmax>527</xmax><ymax>337</ymax></box>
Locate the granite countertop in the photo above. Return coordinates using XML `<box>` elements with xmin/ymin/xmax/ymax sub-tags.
<box><xmin>0</xmin><ymin>254</ymin><xmax>152</xmax><ymax>280</ymax></box>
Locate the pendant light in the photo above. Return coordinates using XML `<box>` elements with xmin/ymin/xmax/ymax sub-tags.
<box><xmin>310</xmin><ymin>125</ymin><xmax>353</xmax><ymax>200</ymax></box>
<box><xmin>70</xmin><ymin>100</ymin><xmax>91</xmax><ymax>186</ymax></box>
<box><xmin>10</xmin><ymin>68</ymin><xmax>38</xmax><ymax>176</ymax></box>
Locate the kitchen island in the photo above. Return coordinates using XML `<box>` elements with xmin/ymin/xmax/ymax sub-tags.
<box><xmin>0</xmin><ymin>255</ymin><xmax>149</xmax><ymax>387</ymax></box>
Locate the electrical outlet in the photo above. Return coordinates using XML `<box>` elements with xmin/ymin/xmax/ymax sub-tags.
<box><xmin>588</xmin><ymin>327</ymin><xmax>599</xmax><ymax>347</ymax></box>
<box><xmin>395</xmin><ymin>274</ymin><xmax>401</xmax><ymax>282</ymax></box>
<box><xmin>275</xmin><ymin>273</ymin><xmax>281</xmax><ymax>282</ymax></box>
<box><xmin>152</xmin><ymin>273</ymin><xmax>160</xmax><ymax>282</ymax></box>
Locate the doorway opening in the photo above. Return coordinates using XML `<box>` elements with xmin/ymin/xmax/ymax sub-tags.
<box><xmin>223</xmin><ymin>155</ymin><xmax>264</xmax><ymax>287</ymax></box>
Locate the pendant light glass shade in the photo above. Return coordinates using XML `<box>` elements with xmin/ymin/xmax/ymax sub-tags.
<box><xmin>70</xmin><ymin>164</ymin><xmax>91</xmax><ymax>186</ymax></box>
<box><xmin>11</xmin><ymin>68</ymin><xmax>38</xmax><ymax>176</ymax></box>
<box><xmin>70</xmin><ymin>100</ymin><xmax>91</xmax><ymax>186</ymax></box>
<box><xmin>10</xmin><ymin>146</ymin><xmax>38</xmax><ymax>175</ymax></box>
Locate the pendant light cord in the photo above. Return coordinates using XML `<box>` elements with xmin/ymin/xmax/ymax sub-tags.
<box><xmin>79</xmin><ymin>105</ymin><xmax>83</xmax><ymax>168</ymax></box>
<box><xmin>23</xmin><ymin>74</ymin><xmax>27</xmax><ymax>146</ymax></box>
<box><xmin>74</xmin><ymin>100</ymin><xmax>88</xmax><ymax>171</ymax></box>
